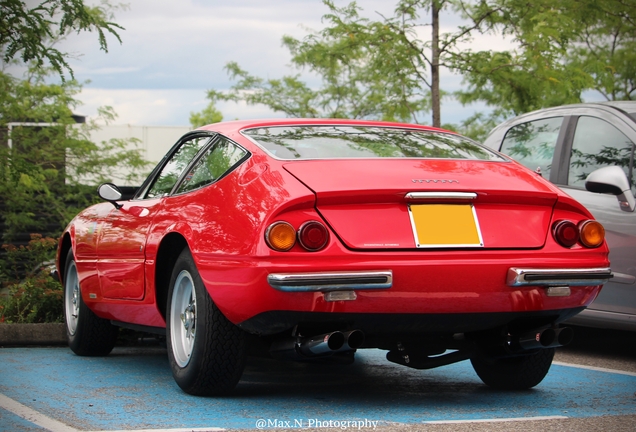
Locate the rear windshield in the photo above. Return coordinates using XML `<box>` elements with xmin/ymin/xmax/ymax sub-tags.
<box><xmin>242</xmin><ymin>125</ymin><xmax>504</xmax><ymax>161</ymax></box>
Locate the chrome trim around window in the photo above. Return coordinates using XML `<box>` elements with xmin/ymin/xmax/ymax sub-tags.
<box><xmin>507</xmin><ymin>267</ymin><xmax>613</xmax><ymax>287</ymax></box>
<box><xmin>268</xmin><ymin>270</ymin><xmax>392</xmax><ymax>292</ymax></box>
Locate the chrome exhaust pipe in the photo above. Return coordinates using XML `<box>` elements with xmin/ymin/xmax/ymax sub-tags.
<box><xmin>269</xmin><ymin>329</ymin><xmax>364</xmax><ymax>361</ymax></box>
<box><xmin>341</xmin><ymin>329</ymin><xmax>365</xmax><ymax>351</ymax></box>
<box><xmin>297</xmin><ymin>331</ymin><xmax>345</xmax><ymax>356</ymax></box>
<box><xmin>515</xmin><ymin>328</ymin><xmax>556</xmax><ymax>350</ymax></box>
<box><xmin>513</xmin><ymin>326</ymin><xmax>573</xmax><ymax>351</ymax></box>
<box><xmin>554</xmin><ymin>327</ymin><xmax>574</xmax><ymax>346</ymax></box>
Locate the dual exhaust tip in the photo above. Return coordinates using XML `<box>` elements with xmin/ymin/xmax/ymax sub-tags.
<box><xmin>297</xmin><ymin>330</ymin><xmax>365</xmax><ymax>356</ymax></box>
<box><xmin>514</xmin><ymin>326</ymin><xmax>574</xmax><ymax>351</ymax></box>
<box><xmin>270</xmin><ymin>330</ymin><xmax>365</xmax><ymax>361</ymax></box>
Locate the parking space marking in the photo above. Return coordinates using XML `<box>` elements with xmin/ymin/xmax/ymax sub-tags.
<box><xmin>1</xmin><ymin>347</ymin><xmax>635</xmax><ymax>431</ymax></box>
<box><xmin>553</xmin><ymin>361</ymin><xmax>636</xmax><ymax>376</ymax></box>
<box><xmin>424</xmin><ymin>415</ymin><xmax>568</xmax><ymax>424</ymax></box>
<box><xmin>0</xmin><ymin>393</ymin><xmax>78</xmax><ymax>432</ymax></box>
<box><xmin>87</xmin><ymin>429</ymin><xmax>225</xmax><ymax>432</ymax></box>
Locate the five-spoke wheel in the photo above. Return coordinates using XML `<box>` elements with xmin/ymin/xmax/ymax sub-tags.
<box><xmin>166</xmin><ymin>248</ymin><xmax>247</xmax><ymax>395</ymax></box>
<box><xmin>169</xmin><ymin>270</ymin><xmax>198</xmax><ymax>367</ymax></box>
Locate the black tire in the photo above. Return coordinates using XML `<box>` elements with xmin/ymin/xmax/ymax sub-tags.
<box><xmin>471</xmin><ymin>348</ymin><xmax>555</xmax><ymax>390</ymax></box>
<box><xmin>166</xmin><ymin>248</ymin><xmax>246</xmax><ymax>396</ymax></box>
<box><xmin>64</xmin><ymin>249</ymin><xmax>118</xmax><ymax>356</ymax></box>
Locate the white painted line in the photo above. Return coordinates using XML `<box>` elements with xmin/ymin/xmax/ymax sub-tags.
<box><xmin>0</xmin><ymin>393</ymin><xmax>226</xmax><ymax>432</ymax></box>
<box><xmin>424</xmin><ymin>415</ymin><xmax>568</xmax><ymax>424</ymax></box>
<box><xmin>89</xmin><ymin>429</ymin><xmax>225</xmax><ymax>432</ymax></box>
<box><xmin>553</xmin><ymin>361</ymin><xmax>636</xmax><ymax>377</ymax></box>
<box><xmin>0</xmin><ymin>393</ymin><xmax>79</xmax><ymax>432</ymax></box>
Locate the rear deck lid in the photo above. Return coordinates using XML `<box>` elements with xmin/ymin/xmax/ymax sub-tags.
<box><xmin>243</xmin><ymin>124</ymin><xmax>558</xmax><ymax>250</ymax></box>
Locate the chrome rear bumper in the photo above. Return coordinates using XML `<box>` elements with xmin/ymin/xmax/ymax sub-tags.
<box><xmin>507</xmin><ymin>267</ymin><xmax>613</xmax><ymax>287</ymax></box>
<box><xmin>268</xmin><ymin>270</ymin><xmax>392</xmax><ymax>292</ymax></box>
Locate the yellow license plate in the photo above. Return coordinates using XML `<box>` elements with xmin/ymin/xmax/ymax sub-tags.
<box><xmin>409</xmin><ymin>204</ymin><xmax>483</xmax><ymax>248</ymax></box>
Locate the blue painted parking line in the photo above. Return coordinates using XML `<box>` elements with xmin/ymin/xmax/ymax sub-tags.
<box><xmin>1</xmin><ymin>347</ymin><xmax>635</xmax><ymax>431</ymax></box>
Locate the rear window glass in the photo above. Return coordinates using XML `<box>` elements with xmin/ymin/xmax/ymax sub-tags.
<box><xmin>242</xmin><ymin>126</ymin><xmax>504</xmax><ymax>161</ymax></box>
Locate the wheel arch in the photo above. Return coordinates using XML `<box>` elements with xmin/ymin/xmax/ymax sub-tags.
<box><xmin>58</xmin><ymin>233</ymin><xmax>73</xmax><ymax>284</ymax></box>
<box><xmin>155</xmin><ymin>233</ymin><xmax>189</xmax><ymax>320</ymax></box>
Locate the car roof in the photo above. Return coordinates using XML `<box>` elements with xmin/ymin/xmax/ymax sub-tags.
<box><xmin>196</xmin><ymin>118</ymin><xmax>451</xmax><ymax>136</ymax></box>
<box><xmin>598</xmin><ymin>100</ymin><xmax>636</xmax><ymax>113</ymax></box>
<box><xmin>484</xmin><ymin>101</ymin><xmax>636</xmax><ymax>148</ymax></box>
<box><xmin>498</xmin><ymin>101</ymin><xmax>636</xmax><ymax>124</ymax></box>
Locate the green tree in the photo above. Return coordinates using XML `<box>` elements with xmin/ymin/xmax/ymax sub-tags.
<box><xmin>0</xmin><ymin>0</ymin><xmax>149</xmax><ymax>242</ymax></box>
<box><xmin>209</xmin><ymin>0</ymin><xmax>497</xmax><ymax>127</ymax></box>
<box><xmin>0</xmin><ymin>70</ymin><xmax>151</xmax><ymax>241</ymax></box>
<box><xmin>0</xmin><ymin>0</ymin><xmax>123</xmax><ymax>79</ymax></box>
<box><xmin>189</xmin><ymin>101</ymin><xmax>223</xmax><ymax>128</ymax></box>
<box><xmin>565</xmin><ymin>0</ymin><xmax>636</xmax><ymax>101</ymax></box>
<box><xmin>454</xmin><ymin>0</ymin><xmax>593</xmax><ymax>117</ymax></box>
<box><xmin>208</xmin><ymin>0</ymin><xmax>635</xmax><ymax>140</ymax></box>
<box><xmin>454</xmin><ymin>0</ymin><xmax>636</xmax><ymax>118</ymax></box>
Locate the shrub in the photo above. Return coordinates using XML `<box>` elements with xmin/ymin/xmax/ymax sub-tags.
<box><xmin>0</xmin><ymin>234</ymin><xmax>63</xmax><ymax>323</ymax></box>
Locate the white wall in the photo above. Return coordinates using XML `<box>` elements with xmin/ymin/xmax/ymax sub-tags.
<box><xmin>87</xmin><ymin>124</ymin><xmax>193</xmax><ymax>185</ymax></box>
<box><xmin>89</xmin><ymin>124</ymin><xmax>193</xmax><ymax>164</ymax></box>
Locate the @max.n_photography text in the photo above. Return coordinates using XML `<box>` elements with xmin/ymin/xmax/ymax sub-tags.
<box><xmin>255</xmin><ymin>418</ymin><xmax>380</xmax><ymax>429</ymax></box>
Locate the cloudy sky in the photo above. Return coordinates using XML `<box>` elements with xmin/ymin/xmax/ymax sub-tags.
<box><xmin>15</xmin><ymin>0</ymin><xmax>518</xmax><ymax>127</ymax></box>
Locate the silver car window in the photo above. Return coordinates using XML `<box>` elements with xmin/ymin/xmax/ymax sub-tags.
<box><xmin>145</xmin><ymin>136</ymin><xmax>211</xmax><ymax>198</ymax></box>
<box><xmin>500</xmin><ymin>117</ymin><xmax>562</xmax><ymax>178</ymax></box>
<box><xmin>568</xmin><ymin>116</ymin><xmax>635</xmax><ymax>194</ymax></box>
<box><xmin>176</xmin><ymin>137</ymin><xmax>248</xmax><ymax>194</ymax></box>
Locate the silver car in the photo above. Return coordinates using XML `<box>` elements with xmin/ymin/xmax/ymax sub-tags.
<box><xmin>483</xmin><ymin>101</ymin><xmax>636</xmax><ymax>331</ymax></box>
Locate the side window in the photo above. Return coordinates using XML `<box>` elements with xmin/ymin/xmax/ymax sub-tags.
<box><xmin>500</xmin><ymin>117</ymin><xmax>562</xmax><ymax>179</ymax></box>
<box><xmin>568</xmin><ymin>116</ymin><xmax>635</xmax><ymax>193</ymax></box>
<box><xmin>145</xmin><ymin>136</ymin><xmax>211</xmax><ymax>199</ymax></box>
<box><xmin>176</xmin><ymin>137</ymin><xmax>248</xmax><ymax>194</ymax></box>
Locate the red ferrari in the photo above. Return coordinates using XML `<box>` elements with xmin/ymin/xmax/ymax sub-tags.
<box><xmin>57</xmin><ymin>119</ymin><xmax>612</xmax><ymax>395</ymax></box>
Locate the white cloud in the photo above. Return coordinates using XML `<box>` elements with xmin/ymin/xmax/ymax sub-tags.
<box><xmin>76</xmin><ymin>88</ymin><xmax>283</xmax><ymax>126</ymax></box>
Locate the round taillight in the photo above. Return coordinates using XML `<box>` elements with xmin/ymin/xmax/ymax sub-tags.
<box><xmin>553</xmin><ymin>220</ymin><xmax>579</xmax><ymax>248</ymax></box>
<box><xmin>265</xmin><ymin>222</ymin><xmax>296</xmax><ymax>251</ymax></box>
<box><xmin>579</xmin><ymin>220</ymin><xmax>605</xmax><ymax>248</ymax></box>
<box><xmin>298</xmin><ymin>221</ymin><xmax>329</xmax><ymax>251</ymax></box>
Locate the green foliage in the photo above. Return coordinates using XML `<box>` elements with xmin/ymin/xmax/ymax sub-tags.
<box><xmin>452</xmin><ymin>0</ymin><xmax>590</xmax><ymax>115</ymax></box>
<box><xmin>0</xmin><ymin>70</ymin><xmax>152</xmax><ymax>241</ymax></box>
<box><xmin>0</xmin><ymin>0</ymin><xmax>124</xmax><ymax>79</ymax></box>
<box><xmin>565</xmin><ymin>0</ymin><xmax>636</xmax><ymax>101</ymax></box>
<box><xmin>209</xmin><ymin>0</ymin><xmax>486</xmax><ymax>126</ymax></box>
<box><xmin>208</xmin><ymin>0</ymin><xmax>635</xmax><ymax>131</ymax></box>
<box><xmin>0</xmin><ymin>234</ymin><xmax>63</xmax><ymax>323</ymax></box>
<box><xmin>189</xmin><ymin>101</ymin><xmax>223</xmax><ymax>128</ymax></box>
<box><xmin>454</xmin><ymin>0</ymin><xmax>635</xmax><ymax>116</ymax></box>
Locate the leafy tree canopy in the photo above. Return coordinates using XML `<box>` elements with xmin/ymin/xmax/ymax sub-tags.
<box><xmin>206</xmin><ymin>0</ymin><xmax>635</xmax><ymax>142</ymax></box>
<box><xmin>0</xmin><ymin>69</ymin><xmax>151</xmax><ymax>240</ymax></box>
<box><xmin>209</xmin><ymin>0</ymin><xmax>488</xmax><ymax>126</ymax></box>
<box><xmin>0</xmin><ymin>0</ymin><xmax>123</xmax><ymax>79</ymax></box>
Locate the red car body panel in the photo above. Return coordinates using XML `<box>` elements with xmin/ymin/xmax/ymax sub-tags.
<box><xmin>56</xmin><ymin>118</ymin><xmax>610</xmax><ymax>336</ymax></box>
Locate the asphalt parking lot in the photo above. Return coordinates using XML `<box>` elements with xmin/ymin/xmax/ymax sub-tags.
<box><xmin>0</xmin><ymin>327</ymin><xmax>635</xmax><ymax>432</ymax></box>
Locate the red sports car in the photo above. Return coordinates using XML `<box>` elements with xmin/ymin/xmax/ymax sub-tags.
<box><xmin>57</xmin><ymin>119</ymin><xmax>612</xmax><ymax>395</ymax></box>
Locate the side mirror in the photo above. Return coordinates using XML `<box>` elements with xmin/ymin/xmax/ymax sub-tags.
<box><xmin>98</xmin><ymin>183</ymin><xmax>123</xmax><ymax>209</ymax></box>
<box><xmin>585</xmin><ymin>166</ymin><xmax>635</xmax><ymax>212</ymax></box>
